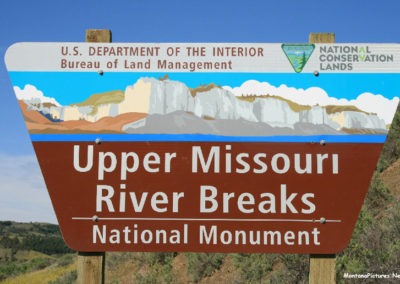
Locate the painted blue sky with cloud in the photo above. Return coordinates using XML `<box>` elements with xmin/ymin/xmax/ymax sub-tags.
<box><xmin>8</xmin><ymin>72</ymin><xmax>400</xmax><ymax>106</ymax></box>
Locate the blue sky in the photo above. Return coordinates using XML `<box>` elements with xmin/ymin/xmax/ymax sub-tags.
<box><xmin>1</xmin><ymin>0</ymin><xmax>400</xmax><ymax>223</ymax></box>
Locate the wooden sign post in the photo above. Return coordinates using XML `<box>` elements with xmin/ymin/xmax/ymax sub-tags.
<box><xmin>308</xmin><ymin>32</ymin><xmax>336</xmax><ymax>284</ymax></box>
<box><xmin>76</xmin><ymin>28</ymin><xmax>111</xmax><ymax>284</ymax></box>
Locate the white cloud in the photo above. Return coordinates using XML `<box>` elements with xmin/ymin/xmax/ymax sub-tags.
<box><xmin>13</xmin><ymin>84</ymin><xmax>61</xmax><ymax>106</ymax></box>
<box><xmin>350</xmin><ymin>93</ymin><xmax>399</xmax><ymax>125</ymax></box>
<box><xmin>223</xmin><ymin>80</ymin><xmax>399</xmax><ymax>124</ymax></box>
<box><xmin>0</xmin><ymin>153</ymin><xmax>57</xmax><ymax>224</ymax></box>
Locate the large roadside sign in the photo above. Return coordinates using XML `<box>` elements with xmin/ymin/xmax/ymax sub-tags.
<box><xmin>5</xmin><ymin>42</ymin><xmax>400</xmax><ymax>253</ymax></box>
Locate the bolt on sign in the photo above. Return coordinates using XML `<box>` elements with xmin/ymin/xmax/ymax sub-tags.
<box><xmin>5</xmin><ymin>43</ymin><xmax>400</xmax><ymax>253</ymax></box>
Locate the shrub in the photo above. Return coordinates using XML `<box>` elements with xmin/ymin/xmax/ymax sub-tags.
<box><xmin>232</xmin><ymin>253</ymin><xmax>274</xmax><ymax>283</ymax></box>
<box><xmin>132</xmin><ymin>252</ymin><xmax>176</xmax><ymax>284</ymax></box>
<box><xmin>48</xmin><ymin>270</ymin><xmax>77</xmax><ymax>284</ymax></box>
<box><xmin>185</xmin><ymin>253</ymin><xmax>225</xmax><ymax>282</ymax></box>
<box><xmin>57</xmin><ymin>254</ymin><xmax>75</xmax><ymax>267</ymax></box>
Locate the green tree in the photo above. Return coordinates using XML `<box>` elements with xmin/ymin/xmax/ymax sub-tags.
<box><xmin>298</xmin><ymin>52</ymin><xmax>307</xmax><ymax>70</ymax></box>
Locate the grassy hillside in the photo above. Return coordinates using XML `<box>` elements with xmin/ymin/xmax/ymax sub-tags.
<box><xmin>72</xmin><ymin>90</ymin><xmax>124</xmax><ymax>107</ymax></box>
<box><xmin>1</xmin><ymin>262</ymin><xmax>76</xmax><ymax>284</ymax></box>
<box><xmin>237</xmin><ymin>94</ymin><xmax>312</xmax><ymax>112</ymax></box>
<box><xmin>189</xmin><ymin>83</ymin><xmax>220</xmax><ymax>97</ymax></box>
<box><xmin>0</xmin><ymin>222</ymin><xmax>76</xmax><ymax>283</ymax></box>
<box><xmin>71</xmin><ymin>90</ymin><xmax>124</xmax><ymax>115</ymax></box>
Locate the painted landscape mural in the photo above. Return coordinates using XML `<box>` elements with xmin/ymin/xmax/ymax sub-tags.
<box><xmin>13</xmin><ymin>76</ymin><xmax>394</xmax><ymax>136</ymax></box>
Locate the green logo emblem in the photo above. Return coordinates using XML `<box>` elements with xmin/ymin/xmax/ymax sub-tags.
<box><xmin>282</xmin><ymin>44</ymin><xmax>315</xmax><ymax>73</ymax></box>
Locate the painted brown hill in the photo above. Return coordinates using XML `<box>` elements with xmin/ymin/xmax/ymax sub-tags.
<box><xmin>19</xmin><ymin>101</ymin><xmax>51</xmax><ymax>124</ymax></box>
<box><xmin>19</xmin><ymin>100</ymin><xmax>147</xmax><ymax>134</ymax></box>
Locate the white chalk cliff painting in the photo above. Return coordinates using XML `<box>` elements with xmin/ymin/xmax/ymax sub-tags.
<box><xmin>13</xmin><ymin>75</ymin><xmax>398</xmax><ymax>136</ymax></box>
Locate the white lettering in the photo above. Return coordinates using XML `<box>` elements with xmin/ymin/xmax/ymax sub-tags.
<box><xmin>73</xmin><ymin>145</ymin><xmax>93</xmax><ymax>172</ymax></box>
<box><xmin>271</xmin><ymin>154</ymin><xmax>290</xmax><ymax>174</ymax></box>
<box><xmin>199</xmin><ymin>225</ymin><xmax>321</xmax><ymax>246</ymax></box>
<box><xmin>98</xmin><ymin>152</ymin><xmax>117</xmax><ymax>180</ymax></box>
<box><xmin>190</xmin><ymin>145</ymin><xmax>339</xmax><ymax>175</ymax></box>
<box><xmin>192</xmin><ymin>146</ymin><xmax>220</xmax><ymax>173</ymax></box>
<box><xmin>199</xmin><ymin>184</ymin><xmax>315</xmax><ymax>214</ymax></box>
<box><xmin>200</xmin><ymin>185</ymin><xmax>218</xmax><ymax>213</ymax></box>
<box><xmin>96</xmin><ymin>185</ymin><xmax>115</xmax><ymax>212</ymax></box>
<box><xmin>280</xmin><ymin>184</ymin><xmax>298</xmax><ymax>213</ymax></box>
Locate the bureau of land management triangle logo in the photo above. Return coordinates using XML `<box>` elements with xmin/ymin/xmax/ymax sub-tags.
<box><xmin>282</xmin><ymin>44</ymin><xmax>315</xmax><ymax>73</ymax></box>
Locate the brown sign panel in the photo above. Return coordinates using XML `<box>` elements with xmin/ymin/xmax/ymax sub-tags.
<box><xmin>33</xmin><ymin>141</ymin><xmax>381</xmax><ymax>253</ymax></box>
<box><xmin>5</xmin><ymin>42</ymin><xmax>400</xmax><ymax>253</ymax></box>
